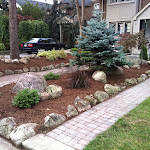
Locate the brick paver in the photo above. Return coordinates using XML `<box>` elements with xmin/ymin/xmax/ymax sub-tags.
<box><xmin>45</xmin><ymin>78</ymin><xmax>150</xmax><ymax>150</ymax></box>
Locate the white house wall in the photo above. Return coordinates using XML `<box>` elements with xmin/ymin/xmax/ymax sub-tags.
<box><xmin>106</xmin><ymin>0</ymin><xmax>138</xmax><ymax>22</ymax></box>
<box><xmin>133</xmin><ymin>6</ymin><xmax>150</xmax><ymax>34</ymax></box>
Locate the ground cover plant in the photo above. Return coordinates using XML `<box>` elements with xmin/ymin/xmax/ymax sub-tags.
<box><xmin>0</xmin><ymin>65</ymin><xmax>149</xmax><ymax>132</ymax></box>
<box><xmin>44</xmin><ymin>72</ymin><xmax>60</xmax><ymax>80</ymax></box>
<box><xmin>84</xmin><ymin>97</ymin><xmax>150</xmax><ymax>150</ymax></box>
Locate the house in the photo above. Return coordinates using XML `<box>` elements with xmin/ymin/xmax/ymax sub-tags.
<box><xmin>61</xmin><ymin>0</ymin><xmax>106</xmax><ymax>22</ymax></box>
<box><xmin>132</xmin><ymin>1</ymin><xmax>150</xmax><ymax>43</ymax></box>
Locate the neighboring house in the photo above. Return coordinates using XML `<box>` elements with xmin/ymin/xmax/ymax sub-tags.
<box><xmin>61</xmin><ymin>0</ymin><xmax>106</xmax><ymax>22</ymax></box>
<box><xmin>132</xmin><ymin>1</ymin><xmax>150</xmax><ymax>43</ymax></box>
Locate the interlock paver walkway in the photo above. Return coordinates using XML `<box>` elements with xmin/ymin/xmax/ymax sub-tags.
<box><xmin>22</xmin><ymin>78</ymin><xmax>150</xmax><ymax>150</ymax></box>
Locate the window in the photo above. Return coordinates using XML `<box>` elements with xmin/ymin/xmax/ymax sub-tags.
<box><xmin>118</xmin><ymin>23</ymin><xmax>123</xmax><ymax>34</ymax></box>
<box><xmin>111</xmin><ymin>0</ymin><xmax>133</xmax><ymax>3</ymax></box>
<box><xmin>94</xmin><ymin>3</ymin><xmax>100</xmax><ymax>10</ymax></box>
<box><xmin>125</xmin><ymin>23</ymin><xmax>131</xmax><ymax>33</ymax></box>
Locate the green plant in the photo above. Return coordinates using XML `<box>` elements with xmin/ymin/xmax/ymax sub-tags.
<box><xmin>72</xmin><ymin>11</ymin><xmax>128</xmax><ymax>68</ymax></box>
<box><xmin>37</xmin><ymin>50</ymin><xmax>67</xmax><ymax>61</ymax></box>
<box><xmin>69</xmin><ymin>70</ymin><xmax>88</xmax><ymax>88</ymax></box>
<box><xmin>44</xmin><ymin>72</ymin><xmax>60</xmax><ymax>80</ymax></box>
<box><xmin>13</xmin><ymin>88</ymin><xmax>40</xmax><ymax>108</ymax></box>
<box><xmin>140</xmin><ymin>45</ymin><xmax>148</xmax><ymax>60</ymax></box>
<box><xmin>0</xmin><ymin>43</ymin><xmax>6</xmax><ymax>51</ymax></box>
<box><xmin>71</xmin><ymin>48</ymin><xmax>78</xmax><ymax>52</ymax></box>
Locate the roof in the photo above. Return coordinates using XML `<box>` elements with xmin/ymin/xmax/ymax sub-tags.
<box><xmin>16</xmin><ymin>0</ymin><xmax>52</xmax><ymax>9</ymax></box>
<box><xmin>62</xmin><ymin>0</ymin><xmax>92</xmax><ymax>7</ymax></box>
<box><xmin>133</xmin><ymin>2</ymin><xmax>150</xmax><ymax>21</ymax></box>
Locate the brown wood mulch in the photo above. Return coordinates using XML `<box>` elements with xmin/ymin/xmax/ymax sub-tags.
<box><xmin>0</xmin><ymin>64</ymin><xmax>149</xmax><ymax>133</ymax></box>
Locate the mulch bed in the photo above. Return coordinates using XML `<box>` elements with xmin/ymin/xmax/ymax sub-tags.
<box><xmin>0</xmin><ymin>65</ymin><xmax>149</xmax><ymax>133</ymax></box>
<box><xmin>0</xmin><ymin>55</ymin><xmax>73</xmax><ymax>72</ymax></box>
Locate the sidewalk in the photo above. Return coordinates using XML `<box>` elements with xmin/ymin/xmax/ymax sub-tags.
<box><xmin>22</xmin><ymin>78</ymin><xmax>150</xmax><ymax>150</ymax></box>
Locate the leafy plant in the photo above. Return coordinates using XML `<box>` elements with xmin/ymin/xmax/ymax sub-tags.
<box><xmin>37</xmin><ymin>50</ymin><xmax>67</xmax><ymax>61</ymax></box>
<box><xmin>69</xmin><ymin>69</ymin><xmax>88</xmax><ymax>88</ymax></box>
<box><xmin>0</xmin><ymin>43</ymin><xmax>6</xmax><ymax>51</ymax></box>
<box><xmin>44</xmin><ymin>72</ymin><xmax>60</xmax><ymax>80</ymax></box>
<box><xmin>140</xmin><ymin>45</ymin><xmax>148</xmax><ymax>60</ymax></box>
<box><xmin>13</xmin><ymin>88</ymin><xmax>40</xmax><ymax>108</ymax></box>
<box><xmin>71</xmin><ymin>48</ymin><xmax>78</xmax><ymax>52</ymax></box>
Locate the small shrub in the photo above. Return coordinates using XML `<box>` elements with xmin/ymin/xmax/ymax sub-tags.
<box><xmin>71</xmin><ymin>48</ymin><xmax>78</xmax><ymax>52</ymax></box>
<box><xmin>44</xmin><ymin>72</ymin><xmax>60</xmax><ymax>80</ymax></box>
<box><xmin>37</xmin><ymin>50</ymin><xmax>67</xmax><ymax>61</ymax></box>
<box><xmin>0</xmin><ymin>43</ymin><xmax>6</xmax><ymax>51</ymax></box>
<box><xmin>69</xmin><ymin>70</ymin><xmax>88</xmax><ymax>88</ymax></box>
<box><xmin>13</xmin><ymin>88</ymin><xmax>40</xmax><ymax>108</ymax></box>
<box><xmin>140</xmin><ymin>45</ymin><xmax>148</xmax><ymax>60</ymax></box>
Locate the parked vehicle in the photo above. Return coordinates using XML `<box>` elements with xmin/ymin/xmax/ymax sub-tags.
<box><xmin>20</xmin><ymin>38</ymin><xmax>66</xmax><ymax>54</ymax></box>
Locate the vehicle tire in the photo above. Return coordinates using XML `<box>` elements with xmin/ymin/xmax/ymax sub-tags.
<box><xmin>27</xmin><ymin>51</ymin><xmax>32</xmax><ymax>54</ymax></box>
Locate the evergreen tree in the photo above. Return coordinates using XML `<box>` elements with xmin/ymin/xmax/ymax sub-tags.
<box><xmin>72</xmin><ymin>11</ymin><xmax>127</xmax><ymax>68</ymax></box>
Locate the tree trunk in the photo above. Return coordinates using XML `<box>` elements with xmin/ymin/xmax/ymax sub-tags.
<box><xmin>75</xmin><ymin>0</ymin><xmax>84</xmax><ymax>37</ymax></box>
<box><xmin>9</xmin><ymin>0</ymin><xmax>20</xmax><ymax>59</ymax></box>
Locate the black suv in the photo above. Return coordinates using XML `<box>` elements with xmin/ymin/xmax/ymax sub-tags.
<box><xmin>20</xmin><ymin>38</ymin><xmax>66</xmax><ymax>54</ymax></box>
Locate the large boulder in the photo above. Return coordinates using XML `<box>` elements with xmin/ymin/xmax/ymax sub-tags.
<box><xmin>66</xmin><ymin>105</ymin><xmax>78</xmax><ymax>118</ymax></box>
<box><xmin>0</xmin><ymin>117</ymin><xmax>16</xmax><ymax>139</ymax></box>
<box><xmin>13</xmin><ymin>73</ymin><xmax>47</xmax><ymax>94</ymax></box>
<box><xmin>94</xmin><ymin>91</ymin><xmax>109</xmax><ymax>103</ymax></box>
<box><xmin>74</xmin><ymin>96</ymin><xmax>91</xmax><ymax>112</ymax></box>
<box><xmin>125</xmin><ymin>78</ymin><xmax>137</xmax><ymax>86</ymax></box>
<box><xmin>46</xmin><ymin>85</ymin><xmax>62</xmax><ymax>99</ymax></box>
<box><xmin>10</xmin><ymin>123</ymin><xmax>37</xmax><ymax>146</ymax></box>
<box><xmin>104</xmin><ymin>84</ymin><xmax>121</xmax><ymax>95</ymax></box>
<box><xmin>44</xmin><ymin>113</ymin><xmax>66</xmax><ymax>128</ymax></box>
<box><xmin>92</xmin><ymin>71</ymin><xmax>107</xmax><ymax>83</ymax></box>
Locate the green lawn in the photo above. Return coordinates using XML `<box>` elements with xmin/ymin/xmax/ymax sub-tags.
<box><xmin>84</xmin><ymin>97</ymin><xmax>150</xmax><ymax>150</ymax></box>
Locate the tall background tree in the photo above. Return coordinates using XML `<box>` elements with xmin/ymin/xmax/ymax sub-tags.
<box><xmin>9</xmin><ymin>0</ymin><xmax>20</xmax><ymax>59</ymax></box>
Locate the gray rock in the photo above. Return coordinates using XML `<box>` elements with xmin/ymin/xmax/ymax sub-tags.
<box><xmin>14</xmin><ymin>69</ymin><xmax>23</xmax><ymax>74</ymax></box>
<box><xmin>141</xmin><ymin>60</ymin><xmax>148</xmax><ymax>65</ymax></box>
<box><xmin>66</xmin><ymin>105</ymin><xmax>78</xmax><ymax>118</ymax></box>
<box><xmin>145</xmin><ymin>70</ymin><xmax>150</xmax><ymax>76</ymax></box>
<box><xmin>12</xmin><ymin>59</ymin><xmax>19</xmax><ymax>64</ymax></box>
<box><xmin>5</xmin><ymin>59</ymin><xmax>12</xmax><ymax>64</ymax></box>
<box><xmin>55</xmin><ymin>64</ymin><xmax>61</xmax><ymax>68</ymax></box>
<box><xmin>147</xmin><ymin>61</ymin><xmax>150</xmax><ymax>65</ymax></box>
<box><xmin>125</xmin><ymin>78</ymin><xmax>137</xmax><ymax>86</ymax></box>
<box><xmin>94</xmin><ymin>91</ymin><xmax>109</xmax><ymax>103</ymax></box>
<box><xmin>131</xmin><ymin>65</ymin><xmax>140</xmax><ymax>69</ymax></box>
<box><xmin>23</xmin><ymin>68</ymin><xmax>29</xmax><ymax>73</ymax></box>
<box><xmin>44</xmin><ymin>113</ymin><xmax>66</xmax><ymax>128</ymax></box>
<box><xmin>13</xmin><ymin>73</ymin><xmax>47</xmax><ymax>94</ymax></box>
<box><xmin>123</xmin><ymin>65</ymin><xmax>130</xmax><ymax>69</ymax></box>
<box><xmin>137</xmin><ymin>78</ymin><xmax>144</xmax><ymax>82</ymax></box>
<box><xmin>0</xmin><ymin>117</ymin><xmax>16</xmax><ymax>139</ymax></box>
<box><xmin>92</xmin><ymin>71</ymin><xmax>107</xmax><ymax>83</ymax></box>
<box><xmin>10</xmin><ymin>123</ymin><xmax>37</xmax><ymax>146</ymax></box>
<box><xmin>19</xmin><ymin>58</ymin><xmax>28</xmax><ymax>64</ymax></box>
<box><xmin>74</xmin><ymin>96</ymin><xmax>91</xmax><ymax>112</ymax></box>
<box><xmin>41</xmin><ymin>66</ymin><xmax>47</xmax><ymax>71</ymax></box>
<box><xmin>29</xmin><ymin>54</ymin><xmax>37</xmax><ymax>59</ymax></box>
<box><xmin>5</xmin><ymin>70</ymin><xmax>14</xmax><ymax>75</ymax></box>
<box><xmin>112</xmin><ymin>66</ymin><xmax>123</xmax><ymax>75</ymax></box>
<box><xmin>46</xmin><ymin>65</ymin><xmax>55</xmax><ymax>70</ymax></box>
<box><xmin>104</xmin><ymin>84</ymin><xmax>121</xmax><ymax>95</ymax></box>
<box><xmin>0</xmin><ymin>71</ymin><xmax>4</xmax><ymax>77</ymax></box>
<box><xmin>84</xmin><ymin>95</ymin><xmax>97</xmax><ymax>105</ymax></box>
<box><xmin>46</xmin><ymin>85</ymin><xmax>62</xmax><ymax>99</ymax></box>
<box><xmin>37</xmin><ymin>67</ymin><xmax>40</xmax><ymax>72</ymax></box>
<box><xmin>140</xmin><ymin>74</ymin><xmax>148</xmax><ymax>80</ymax></box>
<box><xmin>30</xmin><ymin>67</ymin><xmax>36</xmax><ymax>72</ymax></box>
<box><xmin>39</xmin><ymin>92</ymin><xmax>50</xmax><ymax>101</ymax></box>
<box><xmin>0</xmin><ymin>55</ymin><xmax>5</xmax><ymax>59</ymax></box>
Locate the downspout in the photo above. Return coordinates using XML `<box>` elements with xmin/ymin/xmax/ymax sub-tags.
<box><xmin>101</xmin><ymin>0</ymin><xmax>104</xmax><ymax>20</ymax></box>
<box><xmin>139</xmin><ymin>0</ymin><xmax>141</xmax><ymax>11</ymax></box>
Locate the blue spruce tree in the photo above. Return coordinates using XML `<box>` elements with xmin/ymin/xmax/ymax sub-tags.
<box><xmin>72</xmin><ymin>11</ymin><xmax>128</xmax><ymax>68</ymax></box>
